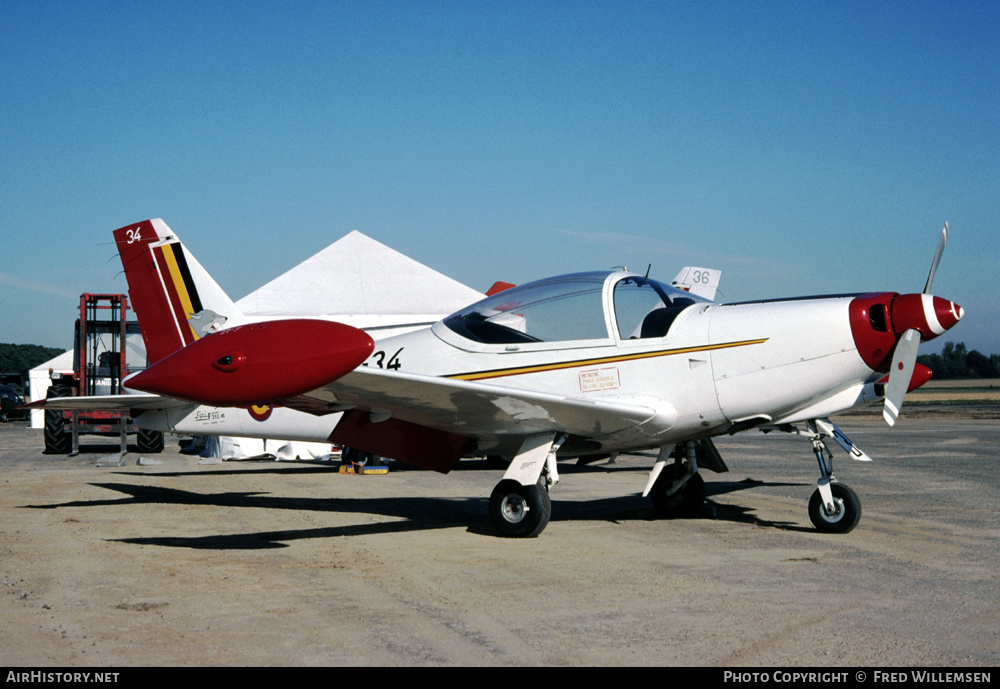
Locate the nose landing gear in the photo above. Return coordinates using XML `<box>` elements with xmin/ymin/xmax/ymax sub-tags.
<box><xmin>771</xmin><ymin>418</ymin><xmax>866</xmax><ymax>533</ymax></box>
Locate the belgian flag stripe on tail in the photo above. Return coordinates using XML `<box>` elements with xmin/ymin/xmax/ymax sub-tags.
<box><xmin>164</xmin><ymin>241</ymin><xmax>204</xmax><ymax>314</ymax></box>
<box><xmin>153</xmin><ymin>242</ymin><xmax>204</xmax><ymax>344</ymax></box>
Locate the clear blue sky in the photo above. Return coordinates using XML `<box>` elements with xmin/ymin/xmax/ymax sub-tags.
<box><xmin>2</xmin><ymin>0</ymin><xmax>997</xmax><ymax>354</ymax></box>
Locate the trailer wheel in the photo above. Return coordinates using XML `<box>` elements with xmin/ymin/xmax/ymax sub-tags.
<box><xmin>136</xmin><ymin>428</ymin><xmax>165</xmax><ymax>454</ymax></box>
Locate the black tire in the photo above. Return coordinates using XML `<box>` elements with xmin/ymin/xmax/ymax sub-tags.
<box><xmin>341</xmin><ymin>447</ymin><xmax>374</xmax><ymax>466</ymax></box>
<box><xmin>44</xmin><ymin>384</ymin><xmax>73</xmax><ymax>454</ymax></box>
<box><xmin>650</xmin><ymin>470</ymin><xmax>705</xmax><ymax>518</ymax></box>
<box><xmin>489</xmin><ymin>479</ymin><xmax>551</xmax><ymax>538</ymax></box>
<box><xmin>136</xmin><ymin>428</ymin><xmax>165</xmax><ymax>454</ymax></box>
<box><xmin>808</xmin><ymin>482</ymin><xmax>861</xmax><ymax>533</ymax></box>
<box><xmin>43</xmin><ymin>410</ymin><xmax>70</xmax><ymax>454</ymax></box>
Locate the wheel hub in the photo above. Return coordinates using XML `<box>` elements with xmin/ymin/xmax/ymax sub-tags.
<box><xmin>501</xmin><ymin>494</ymin><xmax>529</xmax><ymax>523</ymax></box>
<box><xmin>820</xmin><ymin>498</ymin><xmax>845</xmax><ymax>522</ymax></box>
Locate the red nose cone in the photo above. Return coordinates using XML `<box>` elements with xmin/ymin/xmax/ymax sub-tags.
<box><xmin>933</xmin><ymin>297</ymin><xmax>964</xmax><ymax>332</ymax></box>
<box><xmin>127</xmin><ymin>319</ymin><xmax>375</xmax><ymax>406</ymax></box>
<box><xmin>891</xmin><ymin>294</ymin><xmax>964</xmax><ymax>341</ymax></box>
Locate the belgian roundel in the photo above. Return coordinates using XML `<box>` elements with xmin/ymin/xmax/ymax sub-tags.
<box><xmin>248</xmin><ymin>404</ymin><xmax>273</xmax><ymax>421</ymax></box>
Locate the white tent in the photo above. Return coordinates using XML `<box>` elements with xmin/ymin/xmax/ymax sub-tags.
<box><xmin>222</xmin><ymin>230</ymin><xmax>483</xmax><ymax>459</ymax></box>
<box><xmin>28</xmin><ymin>350</ymin><xmax>73</xmax><ymax>428</ymax></box>
<box><xmin>236</xmin><ymin>230</ymin><xmax>483</xmax><ymax>331</ymax></box>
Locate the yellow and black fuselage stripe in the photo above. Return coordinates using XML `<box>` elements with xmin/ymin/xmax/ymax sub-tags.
<box><xmin>447</xmin><ymin>339</ymin><xmax>768</xmax><ymax>382</ymax></box>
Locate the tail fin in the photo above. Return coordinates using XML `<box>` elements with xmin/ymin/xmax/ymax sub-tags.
<box><xmin>114</xmin><ymin>219</ymin><xmax>245</xmax><ymax>364</ymax></box>
<box><xmin>670</xmin><ymin>266</ymin><xmax>722</xmax><ymax>301</ymax></box>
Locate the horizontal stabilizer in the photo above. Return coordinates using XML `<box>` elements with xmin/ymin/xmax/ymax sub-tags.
<box><xmin>24</xmin><ymin>393</ymin><xmax>193</xmax><ymax>413</ymax></box>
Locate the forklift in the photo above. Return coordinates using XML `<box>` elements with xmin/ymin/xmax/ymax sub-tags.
<box><xmin>43</xmin><ymin>294</ymin><xmax>164</xmax><ymax>455</ymax></box>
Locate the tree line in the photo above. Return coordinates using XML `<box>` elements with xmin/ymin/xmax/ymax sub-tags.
<box><xmin>917</xmin><ymin>342</ymin><xmax>1000</xmax><ymax>380</ymax></box>
<box><xmin>0</xmin><ymin>343</ymin><xmax>66</xmax><ymax>385</ymax></box>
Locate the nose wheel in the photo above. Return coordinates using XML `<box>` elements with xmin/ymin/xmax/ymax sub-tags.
<box><xmin>808</xmin><ymin>481</ymin><xmax>861</xmax><ymax>533</ymax></box>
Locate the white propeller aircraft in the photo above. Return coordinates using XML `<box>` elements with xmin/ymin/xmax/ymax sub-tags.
<box><xmin>35</xmin><ymin>219</ymin><xmax>962</xmax><ymax>538</ymax></box>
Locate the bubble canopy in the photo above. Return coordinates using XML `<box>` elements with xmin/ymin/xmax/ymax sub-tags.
<box><xmin>441</xmin><ymin>271</ymin><xmax>707</xmax><ymax>346</ymax></box>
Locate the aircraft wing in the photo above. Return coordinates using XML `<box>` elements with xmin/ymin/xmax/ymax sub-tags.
<box><xmin>111</xmin><ymin>318</ymin><xmax>676</xmax><ymax>471</ymax></box>
<box><xmin>294</xmin><ymin>366</ymin><xmax>674</xmax><ymax>471</ymax></box>
<box><xmin>307</xmin><ymin>366</ymin><xmax>664</xmax><ymax>436</ymax></box>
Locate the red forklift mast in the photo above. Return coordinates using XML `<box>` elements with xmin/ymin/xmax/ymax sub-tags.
<box><xmin>44</xmin><ymin>294</ymin><xmax>164</xmax><ymax>456</ymax></box>
<box><xmin>78</xmin><ymin>293</ymin><xmax>128</xmax><ymax>397</ymax></box>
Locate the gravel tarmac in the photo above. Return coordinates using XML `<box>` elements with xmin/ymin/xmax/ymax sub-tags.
<box><xmin>1</xmin><ymin>408</ymin><xmax>997</xmax><ymax>667</ymax></box>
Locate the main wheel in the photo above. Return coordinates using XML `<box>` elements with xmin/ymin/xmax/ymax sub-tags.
<box><xmin>650</xmin><ymin>469</ymin><xmax>705</xmax><ymax>518</ymax></box>
<box><xmin>489</xmin><ymin>479</ymin><xmax>551</xmax><ymax>538</ymax></box>
<box><xmin>342</xmin><ymin>447</ymin><xmax>377</xmax><ymax>466</ymax></box>
<box><xmin>808</xmin><ymin>482</ymin><xmax>861</xmax><ymax>533</ymax></box>
<box><xmin>136</xmin><ymin>428</ymin><xmax>165</xmax><ymax>453</ymax></box>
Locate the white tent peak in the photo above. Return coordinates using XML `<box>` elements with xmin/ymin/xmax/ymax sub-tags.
<box><xmin>236</xmin><ymin>230</ymin><xmax>484</xmax><ymax>317</ymax></box>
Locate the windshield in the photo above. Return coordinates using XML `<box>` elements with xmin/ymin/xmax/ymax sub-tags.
<box><xmin>443</xmin><ymin>273</ymin><xmax>610</xmax><ymax>344</ymax></box>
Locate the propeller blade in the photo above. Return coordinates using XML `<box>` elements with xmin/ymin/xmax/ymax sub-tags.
<box><xmin>923</xmin><ymin>222</ymin><xmax>948</xmax><ymax>295</ymax></box>
<box><xmin>883</xmin><ymin>328</ymin><xmax>921</xmax><ymax>426</ymax></box>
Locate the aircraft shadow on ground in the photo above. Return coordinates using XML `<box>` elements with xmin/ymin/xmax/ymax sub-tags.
<box><xmin>113</xmin><ymin>456</ymin><xmax>658</xmax><ymax>479</ymax></box>
<box><xmin>43</xmin><ymin>443</ymin><xmax>158</xmax><ymax>456</ymax></box>
<box><xmin>20</xmin><ymin>476</ymin><xmax>812</xmax><ymax>549</ymax></box>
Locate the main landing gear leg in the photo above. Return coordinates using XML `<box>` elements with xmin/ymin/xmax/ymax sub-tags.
<box><xmin>643</xmin><ymin>442</ymin><xmax>706</xmax><ymax>518</ymax></box>
<box><xmin>488</xmin><ymin>433</ymin><xmax>566</xmax><ymax>538</ymax></box>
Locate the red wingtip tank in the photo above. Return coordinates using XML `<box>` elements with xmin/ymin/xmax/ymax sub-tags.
<box><xmin>126</xmin><ymin>319</ymin><xmax>374</xmax><ymax>406</ymax></box>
